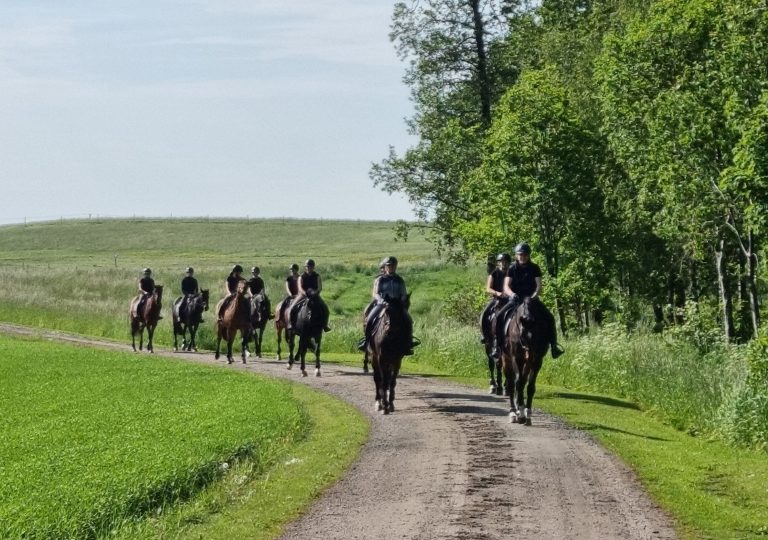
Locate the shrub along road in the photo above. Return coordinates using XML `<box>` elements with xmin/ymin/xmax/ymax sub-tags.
<box><xmin>0</xmin><ymin>323</ymin><xmax>675</xmax><ymax>539</ymax></box>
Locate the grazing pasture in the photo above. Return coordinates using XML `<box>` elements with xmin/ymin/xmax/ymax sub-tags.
<box><xmin>0</xmin><ymin>334</ymin><xmax>307</xmax><ymax>539</ymax></box>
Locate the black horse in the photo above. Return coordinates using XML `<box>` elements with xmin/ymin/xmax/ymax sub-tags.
<box><xmin>502</xmin><ymin>297</ymin><xmax>550</xmax><ymax>425</ymax></box>
<box><xmin>248</xmin><ymin>292</ymin><xmax>271</xmax><ymax>357</ymax></box>
<box><xmin>480</xmin><ymin>297</ymin><xmax>507</xmax><ymax>395</ymax></box>
<box><xmin>290</xmin><ymin>292</ymin><xmax>325</xmax><ymax>377</ymax></box>
<box><xmin>172</xmin><ymin>290</ymin><xmax>209</xmax><ymax>352</ymax></box>
<box><xmin>368</xmin><ymin>297</ymin><xmax>409</xmax><ymax>414</ymax></box>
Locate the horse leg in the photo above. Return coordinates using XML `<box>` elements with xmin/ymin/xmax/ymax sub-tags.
<box><xmin>313</xmin><ymin>334</ymin><xmax>322</xmax><ymax>377</ymax></box>
<box><xmin>389</xmin><ymin>364</ymin><xmax>399</xmax><ymax>413</ymax></box>
<box><xmin>276</xmin><ymin>327</ymin><xmax>283</xmax><ymax>360</ymax></box>
<box><xmin>381</xmin><ymin>363</ymin><xmax>391</xmax><ymax>415</ymax></box>
<box><xmin>496</xmin><ymin>359</ymin><xmax>504</xmax><ymax>396</ymax></box>
<box><xmin>515</xmin><ymin>356</ymin><xmax>528</xmax><ymax>424</ymax></box>
<box><xmin>241</xmin><ymin>330</ymin><xmax>249</xmax><ymax>364</ymax></box>
<box><xmin>226</xmin><ymin>333</ymin><xmax>234</xmax><ymax>364</ymax></box>
<box><xmin>372</xmin><ymin>356</ymin><xmax>383</xmax><ymax>411</ymax></box>
<box><xmin>188</xmin><ymin>323</ymin><xmax>196</xmax><ymax>352</ymax></box>
<box><xmin>524</xmin><ymin>359</ymin><xmax>541</xmax><ymax>426</ymax></box>
<box><xmin>486</xmin><ymin>346</ymin><xmax>497</xmax><ymax>394</ymax></box>
<box><xmin>131</xmin><ymin>319</ymin><xmax>139</xmax><ymax>352</ymax></box>
<box><xmin>147</xmin><ymin>325</ymin><xmax>155</xmax><ymax>353</ymax></box>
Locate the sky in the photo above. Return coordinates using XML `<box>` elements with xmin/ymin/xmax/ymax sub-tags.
<box><xmin>0</xmin><ymin>1</ymin><xmax>417</xmax><ymax>225</ymax></box>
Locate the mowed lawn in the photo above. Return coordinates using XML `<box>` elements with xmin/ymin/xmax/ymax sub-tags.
<box><xmin>0</xmin><ymin>334</ymin><xmax>308</xmax><ymax>539</ymax></box>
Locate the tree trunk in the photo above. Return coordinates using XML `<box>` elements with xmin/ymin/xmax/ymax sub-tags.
<box><xmin>746</xmin><ymin>230</ymin><xmax>760</xmax><ymax>337</ymax></box>
<box><xmin>715</xmin><ymin>237</ymin><xmax>735</xmax><ymax>343</ymax></box>
<box><xmin>469</xmin><ymin>0</ymin><xmax>492</xmax><ymax>126</ymax></box>
<box><xmin>556</xmin><ymin>296</ymin><xmax>568</xmax><ymax>338</ymax></box>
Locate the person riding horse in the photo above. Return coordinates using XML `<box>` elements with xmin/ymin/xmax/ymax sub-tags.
<box><xmin>218</xmin><ymin>264</ymin><xmax>245</xmax><ymax>321</ymax></box>
<box><xmin>177</xmin><ymin>266</ymin><xmax>202</xmax><ymax>322</ymax></box>
<box><xmin>247</xmin><ymin>265</ymin><xmax>271</xmax><ymax>317</ymax></box>
<box><xmin>357</xmin><ymin>256</ymin><xmax>416</xmax><ymax>355</ymax></box>
<box><xmin>480</xmin><ymin>253</ymin><xmax>511</xmax><ymax>343</ymax></box>
<box><xmin>288</xmin><ymin>259</ymin><xmax>331</xmax><ymax>332</ymax></box>
<box><xmin>491</xmin><ymin>243</ymin><xmax>563</xmax><ymax>360</ymax></box>
<box><xmin>134</xmin><ymin>268</ymin><xmax>161</xmax><ymax>319</ymax></box>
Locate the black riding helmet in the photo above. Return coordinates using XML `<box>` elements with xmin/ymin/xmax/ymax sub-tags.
<box><xmin>143</xmin><ymin>268</ymin><xmax>152</xmax><ymax>275</ymax></box>
<box><xmin>381</xmin><ymin>255</ymin><xmax>398</xmax><ymax>267</ymax></box>
<box><xmin>496</xmin><ymin>253</ymin><xmax>511</xmax><ymax>263</ymax></box>
<box><xmin>185</xmin><ymin>267</ymin><xmax>194</xmax><ymax>274</ymax></box>
<box><xmin>251</xmin><ymin>266</ymin><xmax>260</xmax><ymax>274</ymax></box>
<box><xmin>232</xmin><ymin>264</ymin><xmax>244</xmax><ymax>273</ymax></box>
<box><xmin>305</xmin><ymin>259</ymin><xmax>315</xmax><ymax>268</ymax></box>
<box><xmin>290</xmin><ymin>263</ymin><xmax>299</xmax><ymax>271</ymax></box>
<box><xmin>514</xmin><ymin>243</ymin><xmax>531</xmax><ymax>255</ymax></box>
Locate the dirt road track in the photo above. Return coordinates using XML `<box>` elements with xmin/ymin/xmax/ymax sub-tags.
<box><xmin>3</xmin><ymin>324</ymin><xmax>676</xmax><ymax>539</ymax></box>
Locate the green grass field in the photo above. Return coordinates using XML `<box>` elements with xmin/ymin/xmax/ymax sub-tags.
<box><xmin>3</xmin><ymin>218</ymin><xmax>768</xmax><ymax>539</ymax></box>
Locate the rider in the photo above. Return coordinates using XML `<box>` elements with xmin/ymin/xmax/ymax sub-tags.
<box><xmin>178</xmin><ymin>266</ymin><xmax>201</xmax><ymax>321</ymax></box>
<box><xmin>357</xmin><ymin>256</ymin><xmax>416</xmax><ymax>355</ymax></box>
<box><xmin>480</xmin><ymin>253</ymin><xmax>511</xmax><ymax>343</ymax></box>
<box><xmin>247</xmin><ymin>265</ymin><xmax>271</xmax><ymax>319</ymax></box>
<box><xmin>135</xmin><ymin>268</ymin><xmax>160</xmax><ymax>318</ymax></box>
<box><xmin>285</xmin><ymin>263</ymin><xmax>300</xmax><ymax>297</ymax></box>
<box><xmin>218</xmin><ymin>264</ymin><xmax>244</xmax><ymax>320</ymax></box>
<box><xmin>491</xmin><ymin>243</ymin><xmax>563</xmax><ymax>359</ymax></box>
<box><xmin>295</xmin><ymin>259</ymin><xmax>331</xmax><ymax>332</ymax></box>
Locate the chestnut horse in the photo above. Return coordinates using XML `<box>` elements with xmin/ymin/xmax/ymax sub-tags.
<box><xmin>274</xmin><ymin>296</ymin><xmax>296</xmax><ymax>363</ymax></box>
<box><xmin>501</xmin><ymin>297</ymin><xmax>550</xmax><ymax>425</ymax></box>
<box><xmin>290</xmin><ymin>292</ymin><xmax>324</xmax><ymax>377</ymax></box>
<box><xmin>248</xmin><ymin>292</ymin><xmax>270</xmax><ymax>357</ymax></box>
<box><xmin>214</xmin><ymin>281</ymin><xmax>252</xmax><ymax>364</ymax></box>
<box><xmin>130</xmin><ymin>285</ymin><xmax>163</xmax><ymax>353</ymax></box>
<box><xmin>172</xmin><ymin>290</ymin><xmax>209</xmax><ymax>352</ymax></box>
<box><xmin>367</xmin><ymin>297</ymin><xmax>409</xmax><ymax>414</ymax></box>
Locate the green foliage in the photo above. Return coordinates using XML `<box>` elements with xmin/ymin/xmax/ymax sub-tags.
<box><xmin>0</xmin><ymin>335</ymin><xmax>306</xmax><ymax>539</ymax></box>
<box><xmin>443</xmin><ymin>284</ymin><xmax>488</xmax><ymax>326</ymax></box>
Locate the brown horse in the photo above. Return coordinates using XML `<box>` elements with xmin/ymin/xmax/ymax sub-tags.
<box><xmin>501</xmin><ymin>296</ymin><xmax>550</xmax><ymax>425</ymax></box>
<box><xmin>367</xmin><ymin>297</ymin><xmax>409</xmax><ymax>414</ymax></box>
<box><xmin>274</xmin><ymin>296</ymin><xmax>296</xmax><ymax>363</ymax></box>
<box><xmin>130</xmin><ymin>285</ymin><xmax>164</xmax><ymax>353</ymax></box>
<box><xmin>214</xmin><ymin>280</ymin><xmax>252</xmax><ymax>364</ymax></box>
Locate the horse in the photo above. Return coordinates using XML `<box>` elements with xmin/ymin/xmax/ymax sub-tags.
<box><xmin>172</xmin><ymin>290</ymin><xmax>209</xmax><ymax>352</ymax></box>
<box><xmin>290</xmin><ymin>292</ymin><xmax>324</xmax><ymax>377</ymax></box>
<box><xmin>361</xmin><ymin>299</ymin><xmax>376</xmax><ymax>373</ymax></box>
<box><xmin>248</xmin><ymin>292</ymin><xmax>270</xmax><ymax>357</ymax></box>
<box><xmin>130</xmin><ymin>285</ymin><xmax>163</xmax><ymax>353</ymax></box>
<box><xmin>367</xmin><ymin>297</ymin><xmax>409</xmax><ymax>414</ymax></box>
<box><xmin>214</xmin><ymin>281</ymin><xmax>252</xmax><ymax>364</ymax></box>
<box><xmin>501</xmin><ymin>296</ymin><xmax>550</xmax><ymax>425</ymax></box>
<box><xmin>274</xmin><ymin>297</ymin><xmax>296</xmax><ymax>363</ymax></box>
<box><xmin>480</xmin><ymin>297</ymin><xmax>506</xmax><ymax>395</ymax></box>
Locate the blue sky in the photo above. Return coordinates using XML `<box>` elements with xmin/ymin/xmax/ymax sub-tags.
<box><xmin>0</xmin><ymin>1</ymin><xmax>416</xmax><ymax>224</ymax></box>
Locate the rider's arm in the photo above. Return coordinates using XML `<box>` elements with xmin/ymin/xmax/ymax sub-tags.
<box><xmin>298</xmin><ymin>275</ymin><xmax>307</xmax><ymax>295</ymax></box>
<box><xmin>531</xmin><ymin>276</ymin><xmax>542</xmax><ymax>298</ymax></box>
<box><xmin>372</xmin><ymin>276</ymin><xmax>382</xmax><ymax>302</ymax></box>
<box><xmin>485</xmin><ymin>274</ymin><xmax>501</xmax><ymax>298</ymax></box>
<box><xmin>316</xmin><ymin>275</ymin><xmax>323</xmax><ymax>294</ymax></box>
<box><xmin>285</xmin><ymin>278</ymin><xmax>292</xmax><ymax>296</ymax></box>
<box><xmin>502</xmin><ymin>276</ymin><xmax>514</xmax><ymax>297</ymax></box>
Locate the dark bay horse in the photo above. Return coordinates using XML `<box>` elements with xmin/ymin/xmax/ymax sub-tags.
<box><xmin>480</xmin><ymin>297</ymin><xmax>506</xmax><ymax>395</ymax></box>
<box><xmin>502</xmin><ymin>297</ymin><xmax>550</xmax><ymax>425</ymax></box>
<box><xmin>130</xmin><ymin>285</ymin><xmax>163</xmax><ymax>353</ymax></box>
<box><xmin>367</xmin><ymin>298</ymin><xmax>409</xmax><ymax>414</ymax></box>
<box><xmin>274</xmin><ymin>297</ymin><xmax>296</xmax><ymax>364</ymax></box>
<box><xmin>291</xmin><ymin>292</ymin><xmax>324</xmax><ymax>377</ymax></box>
<box><xmin>172</xmin><ymin>290</ymin><xmax>209</xmax><ymax>352</ymax></box>
<box><xmin>248</xmin><ymin>292</ymin><xmax>270</xmax><ymax>357</ymax></box>
<box><xmin>214</xmin><ymin>281</ymin><xmax>252</xmax><ymax>364</ymax></box>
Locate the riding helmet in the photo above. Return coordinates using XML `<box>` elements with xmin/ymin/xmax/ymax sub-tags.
<box><xmin>251</xmin><ymin>266</ymin><xmax>260</xmax><ymax>274</ymax></box>
<box><xmin>232</xmin><ymin>264</ymin><xmax>244</xmax><ymax>273</ymax></box>
<box><xmin>290</xmin><ymin>263</ymin><xmax>299</xmax><ymax>271</ymax></box>
<box><xmin>305</xmin><ymin>259</ymin><xmax>315</xmax><ymax>268</ymax></box>
<box><xmin>514</xmin><ymin>243</ymin><xmax>531</xmax><ymax>255</ymax></box>
<box><xmin>142</xmin><ymin>268</ymin><xmax>152</xmax><ymax>275</ymax></box>
<box><xmin>381</xmin><ymin>256</ymin><xmax>398</xmax><ymax>267</ymax></box>
<box><xmin>185</xmin><ymin>267</ymin><xmax>194</xmax><ymax>274</ymax></box>
<box><xmin>496</xmin><ymin>253</ymin><xmax>511</xmax><ymax>263</ymax></box>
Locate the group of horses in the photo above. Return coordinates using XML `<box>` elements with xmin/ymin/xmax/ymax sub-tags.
<box><xmin>129</xmin><ymin>283</ymin><xmax>408</xmax><ymax>414</ymax></box>
<box><xmin>480</xmin><ymin>296</ymin><xmax>551</xmax><ymax>425</ymax></box>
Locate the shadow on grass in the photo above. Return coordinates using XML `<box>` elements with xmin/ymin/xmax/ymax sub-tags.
<box><xmin>550</xmin><ymin>392</ymin><xmax>641</xmax><ymax>411</ymax></box>
<box><xmin>578</xmin><ymin>423</ymin><xmax>671</xmax><ymax>442</ymax></box>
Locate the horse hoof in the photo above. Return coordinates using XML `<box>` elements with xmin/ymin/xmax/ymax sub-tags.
<box><xmin>301</xmin><ymin>370</ymin><xmax>308</xmax><ymax>377</ymax></box>
<box><xmin>215</xmin><ymin>353</ymin><xmax>220</xmax><ymax>360</ymax></box>
<box><xmin>525</xmin><ymin>418</ymin><xmax>532</xmax><ymax>426</ymax></box>
<box><xmin>375</xmin><ymin>400</ymin><xmax>383</xmax><ymax>411</ymax></box>
<box><xmin>509</xmin><ymin>411</ymin><xmax>518</xmax><ymax>423</ymax></box>
<box><xmin>389</xmin><ymin>403</ymin><xmax>395</xmax><ymax>413</ymax></box>
<box><xmin>286</xmin><ymin>363</ymin><xmax>292</xmax><ymax>370</ymax></box>
<box><xmin>245</xmin><ymin>350</ymin><xmax>251</xmax><ymax>358</ymax></box>
<box><xmin>315</xmin><ymin>368</ymin><xmax>321</xmax><ymax>377</ymax></box>
<box><xmin>488</xmin><ymin>384</ymin><xmax>496</xmax><ymax>394</ymax></box>
<box><xmin>496</xmin><ymin>387</ymin><xmax>504</xmax><ymax>396</ymax></box>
